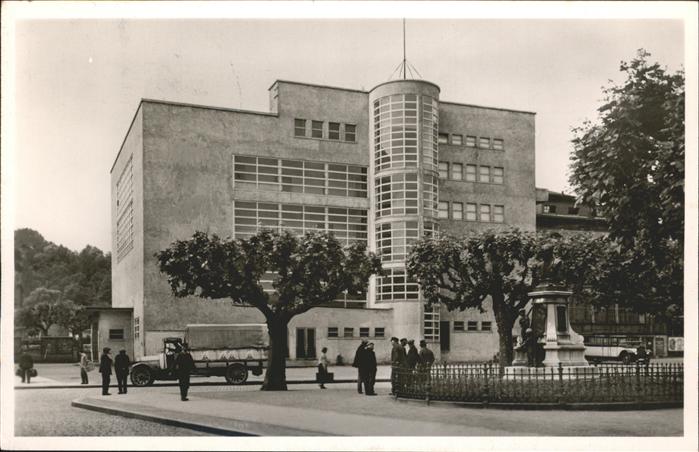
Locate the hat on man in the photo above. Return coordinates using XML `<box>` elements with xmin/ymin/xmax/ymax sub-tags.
<box><xmin>408</xmin><ymin>339</ymin><xmax>415</xmax><ymax>345</ymax></box>
<box><xmin>361</xmin><ymin>338</ymin><xmax>369</xmax><ymax>343</ymax></box>
<box><xmin>103</xmin><ymin>347</ymin><xmax>111</xmax><ymax>353</ymax></box>
<box><xmin>419</xmin><ymin>340</ymin><xmax>427</xmax><ymax>347</ymax></box>
<box><xmin>391</xmin><ymin>337</ymin><xmax>399</xmax><ymax>342</ymax></box>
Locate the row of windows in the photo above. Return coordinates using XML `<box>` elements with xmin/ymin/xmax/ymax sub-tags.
<box><xmin>453</xmin><ymin>321</ymin><xmax>493</xmax><ymax>332</ymax></box>
<box><xmin>438</xmin><ymin>162</ymin><xmax>504</xmax><ymax>184</ymax></box>
<box><xmin>294</xmin><ymin>119</ymin><xmax>356</xmax><ymax>142</ymax></box>
<box><xmin>233</xmin><ymin>155</ymin><xmax>368</xmax><ymax>198</ymax></box>
<box><xmin>327</xmin><ymin>327</ymin><xmax>385</xmax><ymax>338</ymax></box>
<box><xmin>542</xmin><ymin>204</ymin><xmax>580</xmax><ymax>215</ymax></box>
<box><xmin>438</xmin><ymin>133</ymin><xmax>504</xmax><ymax>150</ymax></box>
<box><xmin>376</xmin><ymin>268</ymin><xmax>420</xmax><ymax>301</ymax></box>
<box><xmin>233</xmin><ymin>201</ymin><xmax>368</xmax><ymax>245</ymax></box>
<box><xmin>116</xmin><ymin>155</ymin><xmax>134</xmax><ymax>262</ymax></box>
<box><xmin>373</xmin><ymin>94</ymin><xmax>439</xmax><ymax>173</ymax></box>
<box><xmin>438</xmin><ymin>202</ymin><xmax>505</xmax><ymax>223</ymax></box>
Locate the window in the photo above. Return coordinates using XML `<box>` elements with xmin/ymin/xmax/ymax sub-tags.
<box><xmin>451</xmin><ymin>134</ymin><xmax>463</xmax><ymax>145</ymax></box>
<box><xmin>454</xmin><ymin>321</ymin><xmax>465</xmax><ymax>332</ymax></box>
<box><xmin>465</xmin><ymin>203</ymin><xmax>477</xmax><ymax>221</ymax></box>
<box><xmin>452</xmin><ymin>202</ymin><xmax>463</xmax><ymax>220</ymax></box>
<box><xmin>375</xmin><ymin>268</ymin><xmax>420</xmax><ymax>301</ymax></box>
<box><xmin>344</xmin><ymin>327</ymin><xmax>354</xmax><ymax>338</ymax></box>
<box><xmin>493</xmin><ymin>139</ymin><xmax>504</xmax><ymax>150</ymax></box>
<box><xmin>328</xmin><ymin>122</ymin><xmax>340</xmax><ymax>140</ymax></box>
<box><xmin>328</xmin><ymin>327</ymin><xmax>339</xmax><ymax>338</ymax></box>
<box><xmin>479</xmin><ymin>166</ymin><xmax>490</xmax><ymax>183</ymax></box>
<box><xmin>492</xmin><ymin>167</ymin><xmax>504</xmax><ymax>184</ymax></box>
<box><xmin>109</xmin><ymin>329</ymin><xmax>124</xmax><ymax>340</ymax></box>
<box><xmin>375</xmin><ymin>220</ymin><xmax>420</xmax><ymax>262</ymax></box>
<box><xmin>465</xmin><ymin>164</ymin><xmax>477</xmax><ymax>182</ymax></box>
<box><xmin>134</xmin><ymin>317</ymin><xmax>140</xmax><ymax>340</ymax></box>
<box><xmin>359</xmin><ymin>327</ymin><xmax>370</xmax><ymax>337</ymax></box>
<box><xmin>294</xmin><ymin>119</ymin><xmax>306</xmax><ymax>137</ymax></box>
<box><xmin>438</xmin><ymin>162</ymin><xmax>449</xmax><ymax>179</ymax></box>
<box><xmin>296</xmin><ymin>328</ymin><xmax>316</xmax><ymax>359</ymax></box>
<box><xmin>481</xmin><ymin>321</ymin><xmax>493</xmax><ymax>331</ymax></box>
<box><xmin>438</xmin><ymin>201</ymin><xmax>449</xmax><ymax>219</ymax></box>
<box><xmin>374</xmin><ymin>173</ymin><xmax>419</xmax><ymax>219</ymax></box>
<box><xmin>438</xmin><ymin>133</ymin><xmax>449</xmax><ymax>144</ymax></box>
<box><xmin>543</xmin><ymin>205</ymin><xmax>557</xmax><ymax>214</ymax></box>
<box><xmin>116</xmin><ymin>155</ymin><xmax>134</xmax><ymax>262</ymax></box>
<box><xmin>344</xmin><ymin>124</ymin><xmax>356</xmax><ymax>142</ymax></box>
<box><xmin>479</xmin><ymin>137</ymin><xmax>491</xmax><ymax>149</ymax></box>
<box><xmin>493</xmin><ymin>205</ymin><xmax>504</xmax><ymax>223</ymax></box>
<box><xmin>480</xmin><ymin>204</ymin><xmax>491</xmax><ymax>222</ymax></box>
<box><xmin>374</xmin><ymin>327</ymin><xmax>385</xmax><ymax>338</ymax></box>
<box><xmin>467</xmin><ymin>321</ymin><xmax>478</xmax><ymax>331</ymax></box>
<box><xmin>465</xmin><ymin>135</ymin><xmax>476</xmax><ymax>147</ymax></box>
<box><xmin>451</xmin><ymin>163</ymin><xmax>463</xmax><ymax>181</ymax></box>
<box><xmin>311</xmin><ymin>120</ymin><xmax>323</xmax><ymax>138</ymax></box>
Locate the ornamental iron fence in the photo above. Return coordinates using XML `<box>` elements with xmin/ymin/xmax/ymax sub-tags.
<box><xmin>393</xmin><ymin>362</ymin><xmax>683</xmax><ymax>406</ymax></box>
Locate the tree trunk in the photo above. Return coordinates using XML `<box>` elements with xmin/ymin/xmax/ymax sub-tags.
<box><xmin>492</xmin><ymin>296</ymin><xmax>516</xmax><ymax>368</ymax></box>
<box><xmin>261</xmin><ymin>316</ymin><xmax>289</xmax><ymax>391</ymax></box>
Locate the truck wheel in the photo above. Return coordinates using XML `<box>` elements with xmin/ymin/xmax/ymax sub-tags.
<box><xmin>225</xmin><ymin>363</ymin><xmax>248</xmax><ymax>384</ymax></box>
<box><xmin>131</xmin><ymin>366</ymin><xmax>154</xmax><ymax>386</ymax></box>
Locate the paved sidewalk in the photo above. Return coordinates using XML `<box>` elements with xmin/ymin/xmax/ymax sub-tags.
<box><xmin>72</xmin><ymin>382</ymin><xmax>684</xmax><ymax>436</ymax></box>
<box><xmin>16</xmin><ymin>364</ymin><xmax>391</xmax><ymax>389</ymax></box>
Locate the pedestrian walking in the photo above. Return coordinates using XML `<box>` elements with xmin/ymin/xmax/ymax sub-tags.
<box><xmin>406</xmin><ymin>339</ymin><xmax>419</xmax><ymax>369</ymax></box>
<box><xmin>114</xmin><ymin>349</ymin><xmax>131</xmax><ymax>394</ymax></box>
<box><xmin>352</xmin><ymin>338</ymin><xmax>368</xmax><ymax>394</ymax></box>
<box><xmin>79</xmin><ymin>351</ymin><xmax>90</xmax><ymax>384</ymax></box>
<box><xmin>317</xmin><ymin>347</ymin><xmax>330</xmax><ymax>389</ymax></box>
<box><xmin>418</xmin><ymin>340</ymin><xmax>435</xmax><ymax>366</ymax></box>
<box><xmin>362</xmin><ymin>342</ymin><xmax>377</xmax><ymax>396</ymax></box>
<box><xmin>99</xmin><ymin>347</ymin><xmax>113</xmax><ymax>395</ymax></box>
<box><xmin>174</xmin><ymin>342</ymin><xmax>195</xmax><ymax>401</ymax></box>
<box><xmin>17</xmin><ymin>346</ymin><xmax>34</xmax><ymax>384</ymax></box>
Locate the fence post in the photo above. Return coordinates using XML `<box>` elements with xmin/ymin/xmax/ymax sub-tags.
<box><xmin>635</xmin><ymin>359</ymin><xmax>643</xmax><ymax>405</ymax></box>
<box><xmin>483</xmin><ymin>363</ymin><xmax>490</xmax><ymax>407</ymax></box>
<box><xmin>557</xmin><ymin>362</ymin><xmax>565</xmax><ymax>405</ymax></box>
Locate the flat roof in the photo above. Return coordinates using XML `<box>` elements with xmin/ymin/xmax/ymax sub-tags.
<box><xmin>270</xmin><ymin>79</ymin><xmax>368</xmax><ymax>94</ymax></box>
<box><xmin>440</xmin><ymin>100</ymin><xmax>536</xmax><ymax>116</ymax></box>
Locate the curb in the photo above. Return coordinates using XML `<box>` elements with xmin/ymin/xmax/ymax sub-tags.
<box><xmin>395</xmin><ymin>396</ymin><xmax>683</xmax><ymax>411</ymax></box>
<box><xmin>71</xmin><ymin>398</ymin><xmax>327</xmax><ymax>436</ymax></box>
<box><xmin>17</xmin><ymin>378</ymin><xmax>391</xmax><ymax>390</ymax></box>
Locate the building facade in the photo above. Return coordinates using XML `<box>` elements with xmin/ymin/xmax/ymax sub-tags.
<box><xmin>111</xmin><ymin>79</ymin><xmax>536</xmax><ymax>363</ymax></box>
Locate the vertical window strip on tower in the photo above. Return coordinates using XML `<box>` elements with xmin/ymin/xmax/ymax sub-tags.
<box><xmin>375</xmin><ymin>220</ymin><xmax>419</xmax><ymax>263</ymax></box>
<box><xmin>116</xmin><ymin>155</ymin><xmax>134</xmax><ymax>262</ymax></box>
<box><xmin>375</xmin><ymin>268</ymin><xmax>419</xmax><ymax>301</ymax></box>
<box><xmin>373</xmin><ymin>94</ymin><xmax>420</xmax><ymax>172</ymax></box>
<box><xmin>374</xmin><ymin>173</ymin><xmax>419</xmax><ymax>219</ymax></box>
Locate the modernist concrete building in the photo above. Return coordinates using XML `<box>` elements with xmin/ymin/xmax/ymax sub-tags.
<box><xmin>111</xmin><ymin>78</ymin><xmax>536</xmax><ymax>364</ymax></box>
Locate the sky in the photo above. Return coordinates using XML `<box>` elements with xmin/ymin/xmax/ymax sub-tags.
<box><xmin>7</xmin><ymin>12</ymin><xmax>687</xmax><ymax>253</ymax></box>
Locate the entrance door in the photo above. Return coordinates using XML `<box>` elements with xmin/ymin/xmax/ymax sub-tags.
<box><xmin>296</xmin><ymin>328</ymin><xmax>316</xmax><ymax>359</ymax></box>
<box><xmin>440</xmin><ymin>321</ymin><xmax>450</xmax><ymax>352</ymax></box>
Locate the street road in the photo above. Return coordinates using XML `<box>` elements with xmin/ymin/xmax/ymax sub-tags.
<box><xmin>14</xmin><ymin>387</ymin><xmax>212</xmax><ymax>436</ymax></box>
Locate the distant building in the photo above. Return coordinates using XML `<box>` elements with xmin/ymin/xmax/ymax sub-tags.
<box><xmin>535</xmin><ymin>188</ymin><xmax>606</xmax><ymax>235</ymax></box>
<box><xmin>110</xmin><ymin>78</ymin><xmax>536</xmax><ymax>363</ymax></box>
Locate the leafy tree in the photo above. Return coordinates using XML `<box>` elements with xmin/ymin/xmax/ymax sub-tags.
<box><xmin>15</xmin><ymin>288</ymin><xmax>75</xmax><ymax>337</ymax></box>
<box><xmin>569</xmin><ymin>49</ymin><xmax>684</xmax><ymax>247</ymax></box>
<box><xmin>568</xmin><ymin>50</ymin><xmax>684</xmax><ymax>317</ymax></box>
<box><xmin>407</xmin><ymin>229</ymin><xmax>540</xmax><ymax>367</ymax></box>
<box><xmin>156</xmin><ymin>230</ymin><xmax>382</xmax><ymax>390</ymax></box>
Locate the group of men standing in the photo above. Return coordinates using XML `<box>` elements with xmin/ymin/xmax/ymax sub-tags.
<box><xmin>98</xmin><ymin>347</ymin><xmax>131</xmax><ymax>395</ymax></box>
<box><xmin>352</xmin><ymin>337</ymin><xmax>435</xmax><ymax>396</ymax></box>
<box><xmin>390</xmin><ymin>337</ymin><xmax>435</xmax><ymax>394</ymax></box>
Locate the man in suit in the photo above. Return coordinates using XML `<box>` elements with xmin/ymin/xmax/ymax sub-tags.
<box><xmin>352</xmin><ymin>338</ymin><xmax>368</xmax><ymax>394</ymax></box>
<box><xmin>174</xmin><ymin>342</ymin><xmax>196</xmax><ymax>401</ymax></box>
<box><xmin>114</xmin><ymin>349</ymin><xmax>131</xmax><ymax>394</ymax></box>
<box><xmin>79</xmin><ymin>352</ymin><xmax>90</xmax><ymax>384</ymax></box>
<box><xmin>361</xmin><ymin>342</ymin><xmax>378</xmax><ymax>396</ymax></box>
<box><xmin>99</xmin><ymin>347</ymin><xmax>113</xmax><ymax>396</ymax></box>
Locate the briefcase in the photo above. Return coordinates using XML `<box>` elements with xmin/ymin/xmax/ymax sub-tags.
<box><xmin>316</xmin><ymin>372</ymin><xmax>334</xmax><ymax>383</ymax></box>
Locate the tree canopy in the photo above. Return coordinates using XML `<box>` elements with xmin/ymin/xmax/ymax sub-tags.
<box><xmin>156</xmin><ymin>230</ymin><xmax>382</xmax><ymax>390</ymax></box>
<box><xmin>569</xmin><ymin>49</ymin><xmax>684</xmax><ymax>248</ymax></box>
<box><xmin>568</xmin><ymin>50</ymin><xmax>684</xmax><ymax>317</ymax></box>
<box><xmin>14</xmin><ymin>228</ymin><xmax>111</xmax><ymax>308</ymax></box>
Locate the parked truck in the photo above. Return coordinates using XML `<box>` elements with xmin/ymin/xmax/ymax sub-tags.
<box><xmin>129</xmin><ymin>324</ymin><xmax>268</xmax><ymax>386</ymax></box>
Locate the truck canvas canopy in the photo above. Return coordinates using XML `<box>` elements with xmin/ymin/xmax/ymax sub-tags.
<box><xmin>184</xmin><ymin>324</ymin><xmax>269</xmax><ymax>350</ymax></box>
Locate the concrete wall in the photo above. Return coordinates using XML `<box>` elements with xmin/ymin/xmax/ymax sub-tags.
<box><xmin>437</xmin><ymin>102</ymin><xmax>536</xmax><ymax>234</ymax></box>
<box><xmin>439</xmin><ymin>299</ymin><xmax>501</xmax><ymax>362</ymax></box>
<box><xmin>111</xmin><ymin>106</ymin><xmax>145</xmax><ymax>357</ymax></box>
<box><xmin>96</xmin><ymin>310</ymin><xmax>134</xmax><ymax>358</ymax></box>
